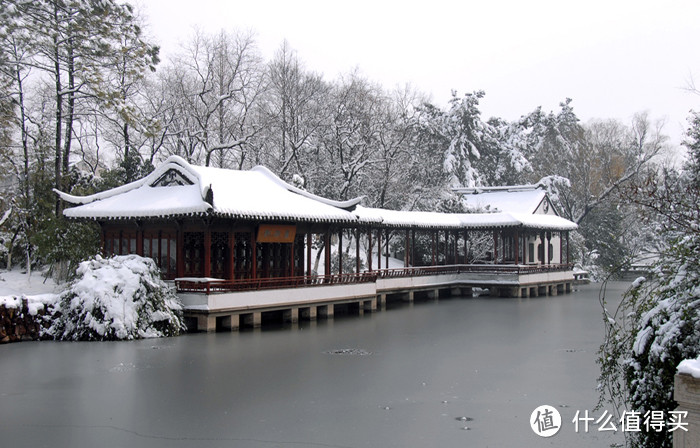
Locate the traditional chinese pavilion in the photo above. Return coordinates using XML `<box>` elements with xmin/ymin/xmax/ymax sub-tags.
<box><xmin>56</xmin><ymin>156</ymin><xmax>578</xmax><ymax>331</ymax></box>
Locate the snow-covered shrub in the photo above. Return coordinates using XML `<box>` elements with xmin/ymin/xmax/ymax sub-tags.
<box><xmin>44</xmin><ymin>254</ymin><xmax>185</xmax><ymax>341</ymax></box>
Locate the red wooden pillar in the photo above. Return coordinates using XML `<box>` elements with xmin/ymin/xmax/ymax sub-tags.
<box><xmin>377</xmin><ymin>229</ymin><xmax>382</xmax><ymax>270</ymax></box>
<box><xmin>493</xmin><ymin>230</ymin><xmax>498</xmax><ymax>264</ymax></box>
<box><xmin>514</xmin><ymin>231</ymin><xmax>520</xmax><ymax>265</ymax></box>
<box><xmin>338</xmin><ymin>230</ymin><xmax>343</xmax><ymax>276</ymax></box>
<box><xmin>355</xmin><ymin>228</ymin><xmax>361</xmax><ymax>273</ymax></box>
<box><xmin>443</xmin><ymin>230</ymin><xmax>448</xmax><ymax>265</ymax></box>
<box><xmin>324</xmin><ymin>231</ymin><xmax>331</xmax><ymax>276</ymax></box>
<box><xmin>405</xmin><ymin>230</ymin><xmax>410</xmax><ymax>267</ymax></box>
<box><xmin>306</xmin><ymin>233</ymin><xmax>312</xmax><ymax>276</ymax></box>
<box><xmin>367</xmin><ymin>228</ymin><xmax>373</xmax><ymax>271</ymax></box>
<box><xmin>566</xmin><ymin>231</ymin><xmax>571</xmax><ymax>265</ymax></box>
<box><xmin>251</xmin><ymin>230</ymin><xmax>257</xmax><ymax>279</ymax></box>
<box><xmin>431</xmin><ymin>231</ymin><xmax>436</xmax><ymax>266</ymax></box>
<box><xmin>204</xmin><ymin>229</ymin><xmax>211</xmax><ymax>278</ymax></box>
<box><xmin>136</xmin><ymin>228</ymin><xmax>143</xmax><ymax>256</ymax></box>
<box><xmin>547</xmin><ymin>232</ymin><xmax>551</xmax><ymax>265</ymax></box>
<box><xmin>289</xmin><ymin>239</ymin><xmax>295</xmax><ymax>277</ymax></box>
<box><xmin>501</xmin><ymin>231</ymin><xmax>506</xmax><ymax>264</ymax></box>
<box><xmin>411</xmin><ymin>229</ymin><xmax>416</xmax><ymax>267</ymax></box>
<box><xmin>453</xmin><ymin>231</ymin><xmax>458</xmax><ymax>264</ymax></box>
<box><xmin>228</xmin><ymin>231</ymin><xmax>236</xmax><ymax>280</ymax></box>
<box><xmin>385</xmin><ymin>229</ymin><xmax>390</xmax><ymax>269</ymax></box>
<box><xmin>463</xmin><ymin>230</ymin><xmax>468</xmax><ymax>264</ymax></box>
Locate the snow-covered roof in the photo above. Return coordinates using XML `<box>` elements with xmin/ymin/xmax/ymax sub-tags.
<box><xmin>55</xmin><ymin>156</ymin><xmax>363</xmax><ymax>224</ymax></box>
<box><xmin>459</xmin><ymin>188</ymin><xmax>549</xmax><ymax>214</ymax></box>
<box><xmin>353</xmin><ymin>206</ymin><xmax>577</xmax><ymax>231</ymax></box>
<box><xmin>55</xmin><ymin>157</ymin><xmax>577</xmax><ymax>231</ymax></box>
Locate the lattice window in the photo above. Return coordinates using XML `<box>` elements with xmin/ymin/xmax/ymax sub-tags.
<box><xmin>211</xmin><ymin>232</ymin><xmax>228</xmax><ymax>279</ymax></box>
<box><xmin>104</xmin><ymin>230</ymin><xmax>136</xmax><ymax>256</ymax></box>
<box><xmin>184</xmin><ymin>232</ymin><xmax>204</xmax><ymax>277</ymax></box>
<box><xmin>234</xmin><ymin>232</ymin><xmax>252</xmax><ymax>279</ymax></box>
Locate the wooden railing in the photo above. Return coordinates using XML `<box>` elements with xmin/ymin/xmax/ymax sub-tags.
<box><xmin>176</xmin><ymin>272</ymin><xmax>378</xmax><ymax>294</ymax></box>
<box><xmin>175</xmin><ymin>263</ymin><xmax>574</xmax><ymax>294</ymax></box>
<box><xmin>377</xmin><ymin>263</ymin><xmax>574</xmax><ymax>279</ymax></box>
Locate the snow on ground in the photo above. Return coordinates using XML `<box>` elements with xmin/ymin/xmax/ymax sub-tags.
<box><xmin>0</xmin><ymin>269</ymin><xmax>62</xmax><ymax>310</ymax></box>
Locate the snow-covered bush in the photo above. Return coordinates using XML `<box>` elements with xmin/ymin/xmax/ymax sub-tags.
<box><xmin>44</xmin><ymin>254</ymin><xmax>185</xmax><ymax>341</ymax></box>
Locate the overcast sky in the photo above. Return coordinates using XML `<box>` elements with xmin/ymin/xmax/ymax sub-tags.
<box><xmin>141</xmin><ymin>0</ymin><xmax>700</xmax><ymax>146</ymax></box>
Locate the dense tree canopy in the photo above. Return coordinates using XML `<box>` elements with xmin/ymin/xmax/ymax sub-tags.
<box><xmin>0</xmin><ymin>0</ymin><xmax>676</xmax><ymax>278</ymax></box>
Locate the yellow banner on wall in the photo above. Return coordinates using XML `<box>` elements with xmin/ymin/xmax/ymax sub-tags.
<box><xmin>257</xmin><ymin>225</ymin><xmax>297</xmax><ymax>243</ymax></box>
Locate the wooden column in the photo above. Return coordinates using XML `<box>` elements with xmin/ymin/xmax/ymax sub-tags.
<box><xmin>514</xmin><ymin>231</ymin><xmax>519</xmax><ymax>265</ymax></box>
<box><xmin>385</xmin><ymin>229</ymin><xmax>390</xmax><ymax>269</ymax></box>
<box><xmin>251</xmin><ymin>230</ymin><xmax>257</xmax><ymax>279</ymax></box>
<box><xmin>464</xmin><ymin>230</ymin><xmax>468</xmax><ymax>264</ymax></box>
<box><xmin>306</xmin><ymin>233</ymin><xmax>312</xmax><ymax>276</ymax></box>
<box><xmin>493</xmin><ymin>230</ymin><xmax>498</xmax><ymax>264</ymax></box>
<box><xmin>431</xmin><ymin>231</ymin><xmax>436</xmax><ymax>266</ymax></box>
<box><xmin>136</xmin><ymin>225</ymin><xmax>143</xmax><ymax>256</ymax></box>
<box><xmin>453</xmin><ymin>231</ymin><xmax>458</xmax><ymax>264</ymax></box>
<box><xmin>443</xmin><ymin>230</ymin><xmax>448</xmax><ymax>265</ymax></box>
<box><xmin>411</xmin><ymin>229</ymin><xmax>416</xmax><ymax>267</ymax></box>
<box><xmin>377</xmin><ymin>229</ymin><xmax>382</xmax><ymax>270</ymax></box>
<box><xmin>324</xmin><ymin>230</ymin><xmax>331</xmax><ymax>276</ymax></box>
<box><xmin>367</xmin><ymin>228</ymin><xmax>373</xmax><ymax>271</ymax></box>
<box><xmin>501</xmin><ymin>231</ymin><xmax>506</xmax><ymax>264</ymax></box>
<box><xmin>204</xmin><ymin>229</ymin><xmax>211</xmax><ymax>278</ymax></box>
<box><xmin>338</xmin><ymin>230</ymin><xmax>343</xmax><ymax>276</ymax></box>
<box><xmin>566</xmin><ymin>231</ymin><xmax>571</xmax><ymax>265</ymax></box>
<box><xmin>405</xmin><ymin>230</ymin><xmax>410</xmax><ymax>267</ymax></box>
<box><xmin>289</xmin><ymin>238</ymin><xmax>295</xmax><ymax>277</ymax></box>
<box><xmin>356</xmin><ymin>228</ymin><xmax>361</xmax><ymax>273</ymax></box>
<box><xmin>547</xmin><ymin>232</ymin><xmax>551</xmax><ymax>265</ymax></box>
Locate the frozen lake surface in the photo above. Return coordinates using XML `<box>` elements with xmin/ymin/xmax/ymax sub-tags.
<box><xmin>0</xmin><ymin>282</ymin><xmax>629</xmax><ymax>447</ymax></box>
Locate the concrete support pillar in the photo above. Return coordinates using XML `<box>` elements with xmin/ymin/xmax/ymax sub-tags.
<box><xmin>401</xmin><ymin>291</ymin><xmax>414</xmax><ymax>303</ymax></box>
<box><xmin>283</xmin><ymin>308</ymin><xmax>299</xmax><ymax>323</ymax></box>
<box><xmin>565</xmin><ymin>282</ymin><xmax>572</xmax><ymax>293</ymax></box>
<box><xmin>550</xmin><ymin>284</ymin><xmax>558</xmax><ymax>296</ymax></box>
<box><xmin>530</xmin><ymin>286</ymin><xmax>538</xmax><ymax>297</ymax></box>
<box><xmin>220</xmin><ymin>314</ymin><xmax>240</xmax><ymax>331</ymax></box>
<box><xmin>197</xmin><ymin>314</ymin><xmax>216</xmax><ymax>333</ymax></box>
<box><xmin>318</xmin><ymin>304</ymin><xmax>334</xmax><ymax>319</ymax></box>
<box><xmin>364</xmin><ymin>297</ymin><xmax>377</xmax><ymax>312</ymax></box>
<box><xmin>300</xmin><ymin>306</ymin><xmax>317</xmax><ymax>321</ymax></box>
<box><xmin>243</xmin><ymin>312</ymin><xmax>261</xmax><ymax>328</ymax></box>
<box><xmin>520</xmin><ymin>287</ymin><xmax>530</xmax><ymax>298</ymax></box>
<box><xmin>509</xmin><ymin>287</ymin><xmax>521</xmax><ymax>298</ymax></box>
<box><xmin>429</xmin><ymin>289</ymin><xmax>440</xmax><ymax>300</ymax></box>
<box><xmin>377</xmin><ymin>294</ymin><xmax>386</xmax><ymax>308</ymax></box>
